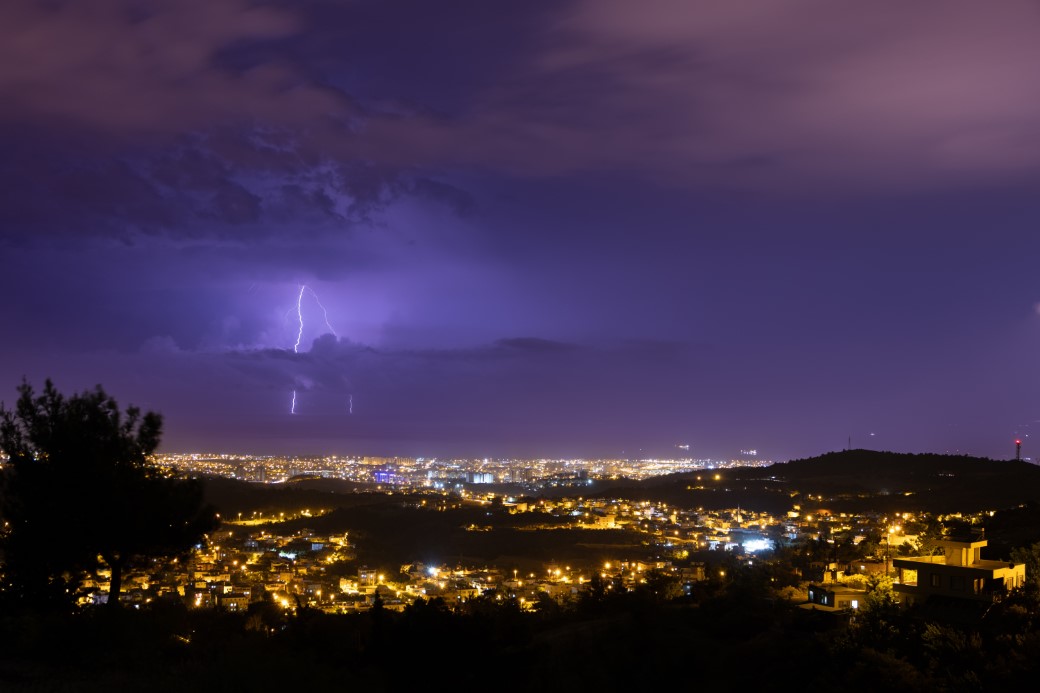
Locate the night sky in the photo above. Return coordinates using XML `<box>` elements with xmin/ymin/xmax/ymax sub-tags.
<box><xmin>3</xmin><ymin>0</ymin><xmax>1040</xmax><ymax>461</ymax></box>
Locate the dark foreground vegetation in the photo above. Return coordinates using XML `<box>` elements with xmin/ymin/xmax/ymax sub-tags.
<box><xmin>5</xmin><ymin>563</ymin><xmax>1040</xmax><ymax>691</ymax></box>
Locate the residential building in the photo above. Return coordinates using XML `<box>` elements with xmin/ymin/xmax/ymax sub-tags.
<box><xmin>893</xmin><ymin>536</ymin><xmax>1026</xmax><ymax>605</ymax></box>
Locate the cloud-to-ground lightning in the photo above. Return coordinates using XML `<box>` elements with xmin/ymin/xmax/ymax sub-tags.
<box><xmin>287</xmin><ymin>284</ymin><xmax>349</xmax><ymax>415</ymax></box>
<box><xmin>294</xmin><ymin>285</ymin><xmax>305</xmax><ymax>355</ymax></box>
<box><xmin>291</xmin><ymin>285</ymin><xmax>338</xmax><ymax>354</ymax></box>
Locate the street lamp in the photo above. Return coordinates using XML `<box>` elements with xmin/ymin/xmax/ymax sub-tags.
<box><xmin>885</xmin><ymin>527</ymin><xmax>896</xmax><ymax>576</ymax></box>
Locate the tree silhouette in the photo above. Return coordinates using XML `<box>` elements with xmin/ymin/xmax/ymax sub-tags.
<box><xmin>0</xmin><ymin>380</ymin><xmax>217</xmax><ymax>610</ymax></box>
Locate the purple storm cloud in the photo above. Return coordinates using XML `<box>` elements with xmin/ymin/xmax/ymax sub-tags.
<box><xmin>2</xmin><ymin>0</ymin><xmax>1039</xmax><ymax>460</ymax></box>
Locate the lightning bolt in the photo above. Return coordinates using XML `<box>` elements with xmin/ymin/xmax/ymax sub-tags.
<box><xmin>291</xmin><ymin>285</ymin><xmax>305</xmax><ymax>413</ymax></box>
<box><xmin>310</xmin><ymin>288</ymin><xmax>338</xmax><ymax>338</ymax></box>
<box><xmin>294</xmin><ymin>285</ymin><xmax>305</xmax><ymax>354</ymax></box>
<box><xmin>288</xmin><ymin>284</ymin><xmax>347</xmax><ymax>415</ymax></box>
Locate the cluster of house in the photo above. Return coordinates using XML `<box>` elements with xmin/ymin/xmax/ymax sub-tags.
<box><xmin>537</xmin><ymin>496</ymin><xmax>1028</xmax><ymax>616</ymax></box>
<box><xmin>804</xmin><ymin>534</ymin><xmax>1026</xmax><ymax>616</ymax></box>
<box><xmin>82</xmin><ymin>489</ymin><xmax>1026</xmax><ymax>618</ymax></box>
<box><xmin>506</xmin><ymin>495</ymin><xmax>784</xmax><ymax>553</ymax></box>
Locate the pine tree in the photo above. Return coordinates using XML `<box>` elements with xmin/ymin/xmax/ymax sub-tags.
<box><xmin>0</xmin><ymin>380</ymin><xmax>217</xmax><ymax>610</ymax></box>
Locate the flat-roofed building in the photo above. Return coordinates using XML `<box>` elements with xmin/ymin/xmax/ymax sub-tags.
<box><xmin>893</xmin><ymin>536</ymin><xmax>1025</xmax><ymax>605</ymax></box>
<box><xmin>803</xmin><ymin>583</ymin><xmax>866</xmax><ymax>612</ymax></box>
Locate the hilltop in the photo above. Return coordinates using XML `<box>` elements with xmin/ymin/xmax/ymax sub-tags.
<box><xmin>592</xmin><ymin>449</ymin><xmax>1040</xmax><ymax>515</ymax></box>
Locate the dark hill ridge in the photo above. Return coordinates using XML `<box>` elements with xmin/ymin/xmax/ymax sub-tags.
<box><xmin>590</xmin><ymin>450</ymin><xmax>1040</xmax><ymax>514</ymax></box>
<box><xmin>764</xmin><ymin>449</ymin><xmax>1031</xmax><ymax>484</ymax></box>
<box><xmin>754</xmin><ymin>449</ymin><xmax>1040</xmax><ymax>497</ymax></box>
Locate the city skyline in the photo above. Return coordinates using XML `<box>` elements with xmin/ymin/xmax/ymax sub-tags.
<box><xmin>3</xmin><ymin>1</ymin><xmax>1040</xmax><ymax>461</ymax></box>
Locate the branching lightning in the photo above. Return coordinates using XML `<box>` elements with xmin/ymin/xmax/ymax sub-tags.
<box><xmin>311</xmin><ymin>290</ymin><xmax>338</xmax><ymax>338</ymax></box>
<box><xmin>292</xmin><ymin>285</ymin><xmax>338</xmax><ymax>355</ymax></box>
<box><xmin>294</xmin><ymin>285</ymin><xmax>305</xmax><ymax>354</ymax></box>
<box><xmin>287</xmin><ymin>284</ymin><xmax>349</xmax><ymax>415</ymax></box>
